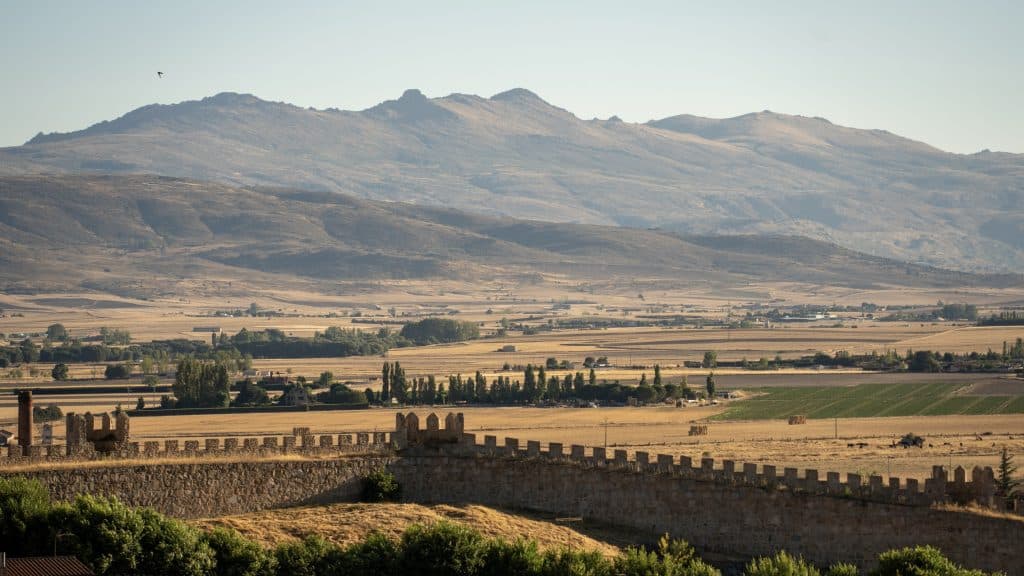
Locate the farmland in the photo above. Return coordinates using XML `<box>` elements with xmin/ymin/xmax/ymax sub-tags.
<box><xmin>716</xmin><ymin>382</ymin><xmax>1024</xmax><ymax>420</ymax></box>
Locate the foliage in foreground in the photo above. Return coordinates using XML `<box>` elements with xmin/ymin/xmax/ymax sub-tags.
<box><xmin>0</xmin><ymin>477</ymin><xmax>1007</xmax><ymax>576</ymax></box>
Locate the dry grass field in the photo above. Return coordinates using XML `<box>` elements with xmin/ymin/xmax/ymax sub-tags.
<box><xmin>193</xmin><ymin>503</ymin><xmax>626</xmax><ymax>555</ymax></box>
<box><xmin>3</xmin><ymin>285</ymin><xmax>1023</xmax><ymax>484</ymax></box>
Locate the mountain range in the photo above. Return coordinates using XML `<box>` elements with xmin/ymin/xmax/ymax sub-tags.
<box><xmin>1</xmin><ymin>89</ymin><xmax>1022</xmax><ymax>273</ymax></box>
<box><xmin>2</xmin><ymin>174</ymin><xmax>1008</xmax><ymax>299</ymax></box>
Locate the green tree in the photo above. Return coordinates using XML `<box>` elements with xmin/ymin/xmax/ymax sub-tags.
<box><xmin>172</xmin><ymin>358</ymin><xmax>231</xmax><ymax>408</ymax></box>
<box><xmin>381</xmin><ymin>362</ymin><xmax>391</xmax><ymax>404</ymax></box>
<box><xmin>702</xmin><ymin>351</ymin><xmax>717</xmax><ymax>369</ymax></box>
<box><xmin>104</xmin><ymin>363</ymin><xmax>131</xmax><ymax>379</ymax></box>
<box><xmin>873</xmin><ymin>545</ymin><xmax>989</xmax><ymax>576</ymax></box>
<box><xmin>653</xmin><ymin>364</ymin><xmax>662</xmax><ymax>387</ymax></box>
<box><xmin>316</xmin><ymin>371</ymin><xmax>334</xmax><ymax>388</ymax></box>
<box><xmin>51</xmin><ymin>362</ymin><xmax>69</xmax><ymax>381</ymax></box>
<box><xmin>706</xmin><ymin>372</ymin><xmax>716</xmax><ymax>398</ymax></box>
<box><xmin>0</xmin><ymin>477</ymin><xmax>51</xmax><ymax>556</ymax></box>
<box><xmin>589</xmin><ymin>368</ymin><xmax>597</xmax><ymax>387</ymax></box>
<box><xmin>46</xmin><ymin>323</ymin><xmax>68</xmax><ymax>341</ymax></box>
<box><xmin>996</xmin><ymin>448</ymin><xmax>1019</xmax><ymax>497</ymax></box>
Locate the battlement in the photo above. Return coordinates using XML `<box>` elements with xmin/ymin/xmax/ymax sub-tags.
<box><xmin>469</xmin><ymin>435</ymin><xmax>1006</xmax><ymax>511</ymax></box>
<box><xmin>392</xmin><ymin>411</ymin><xmax>469</xmax><ymax>449</ymax></box>
<box><xmin>1</xmin><ymin>430</ymin><xmax>392</xmax><ymax>465</ymax></box>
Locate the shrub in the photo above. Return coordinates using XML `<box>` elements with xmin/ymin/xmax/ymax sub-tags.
<box><xmin>339</xmin><ymin>531</ymin><xmax>399</xmax><ymax>576</ymax></box>
<box><xmin>48</xmin><ymin>494</ymin><xmax>214</xmax><ymax>576</ymax></box>
<box><xmin>872</xmin><ymin>546</ymin><xmax>991</xmax><ymax>576</ymax></box>
<box><xmin>744</xmin><ymin>551</ymin><xmax>820</xmax><ymax>576</ymax></box>
<box><xmin>614</xmin><ymin>535</ymin><xmax>721</xmax><ymax>576</ymax></box>
<box><xmin>399</xmin><ymin>521</ymin><xmax>486</xmax><ymax>576</ymax></box>
<box><xmin>361</xmin><ymin>468</ymin><xmax>401</xmax><ymax>502</ymax></box>
<box><xmin>104</xmin><ymin>363</ymin><xmax>132</xmax><ymax>379</ymax></box>
<box><xmin>204</xmin><ymin>527</ymin><xmax>277</xmax><ymax>576</ymax></box>
<box><xmin>0</xmin><ymin>477</ymin><xmax>52</xmax><ymax>556</ymax></box>
<box><xmin>825</xmin><ymin>563</ymin><xmax>859</xmax><ymax>576</ymax></box>
<box><xmin>273</xmin><ymin>535</ymin><xmax>338</xmax><ymax>576</ymax></box>
<box><xmin>480</xmin><ymin>538</ymin><xmax>544</xmax><ymax>576</ymax></box>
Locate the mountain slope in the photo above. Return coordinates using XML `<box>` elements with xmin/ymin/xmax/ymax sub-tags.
<box><xmin>1</xmin><ymin>174</ymin><xmax>1006</xmax><ymax>298</ymax></box>
<box><xmin>2</xmin><ymin>90</ymin><xmax>1023</xmax><ymax>271</ymax></box>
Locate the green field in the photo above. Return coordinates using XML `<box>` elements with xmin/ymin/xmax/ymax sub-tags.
<box><xmin>717</xmin><ymin>383</ymin><xmax>1024</xmax><ymax>420</ymax></box>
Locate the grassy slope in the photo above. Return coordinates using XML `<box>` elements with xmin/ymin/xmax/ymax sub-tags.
<box><xmin>192</xmin><ymin>502</ymin><xmax>626</xmax><ymax>555</ymax></box>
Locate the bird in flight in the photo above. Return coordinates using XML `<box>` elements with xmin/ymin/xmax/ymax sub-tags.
<box><xmin>157</xmin><ymin>71</ymin><xmax>164</xmax><ymax>78</ymax></box>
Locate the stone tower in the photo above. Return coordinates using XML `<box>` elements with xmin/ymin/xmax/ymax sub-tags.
<box><xmin>17</xmin><ymin>390</ymin><xmax>32</xmax><ymax>455</ymax></box>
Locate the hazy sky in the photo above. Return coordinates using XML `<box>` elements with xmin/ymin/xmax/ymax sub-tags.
<box><xmin>2</xmin><ymin>1</ymin><xmax>1021</xmax><ymax>153</ymax></box>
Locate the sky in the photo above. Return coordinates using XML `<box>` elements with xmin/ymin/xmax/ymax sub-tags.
<box><xmin>1</xmin><ymin>1</ymin><xmax>1021</xmax><ymax>153</ymax></box>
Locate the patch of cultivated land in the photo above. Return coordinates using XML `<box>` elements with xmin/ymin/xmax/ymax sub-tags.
<box><xmin>716</xmin><ymin>382</ymin><xmax>1024</xmax><ymax>420</ymax></box>
<box><xmin>192</xmin><ymin>503</ymin><xmax>626</xmax><ymax>555</ymax></box>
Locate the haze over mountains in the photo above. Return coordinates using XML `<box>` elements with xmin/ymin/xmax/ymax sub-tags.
<box><xmin>1</xmin><ymin>89</ymin><xmax>1023</xmax><ymax>273</ymax></box>
<box><xmin>1</xmin><ymin>174</ymin><xmax>1006</xmax><ymax>299</ymax></box>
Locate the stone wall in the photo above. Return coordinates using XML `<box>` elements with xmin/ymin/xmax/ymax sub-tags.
<box><xmin>393</xmin><ymin>454</ymin><xmax>1024</xmax><ymax>575</ymax></box>
<box><xmin>11</xmin><ymin>456</ymin><xmax>393</xmax><ymax>518</ymax></box>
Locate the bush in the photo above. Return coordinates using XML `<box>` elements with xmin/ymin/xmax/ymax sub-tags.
<box><xmin>339</xmin><ymin>531</ymin><xmax>400</xmax><ymax>576</ymax></box>
<box><xmin>0</xmin><ymin>477</ymin><xmax>52</xmax><ymax>556</ymax></box>
<box><xmin>48</xmin><ymin>494</ymin><xmax>215</xmax><ymax>576</ymax></box>
<box><xmin>825</xmin><ymin>563</ymin><xmax>859</xmax><ymax>576</ymax></box>
<box><xmin>104</xmin><ymin>363</ymin><xmax>132</xmax><ymax>379</ymax></box>
<box><xmin>615</xmin><ymin>535</ymin><xmax>721</xmax><ymax>576</ymax></box>
<box><xmin>361</xmin><ymin>468</ymin><xmax>401</xmax><ymax>502</ymax></box>
<box><xmin>744</xmin><ymin>551</ymin><xmax>820</xmax><ymax>576</ymax></box>
<box><xmin>872</xmin><ymin>546</ymin><xmax>991</xmax><ymax>576</ymax></box>
<box><xmin>480</xmin><ymin>538</ymin><xmax>544</xmax><ymax>576</ymax></box>
<box><xmin>204</xmin><ymin>527</ymin><xmax>277</xmax><ymax>576</ymax></box>
<box><xmin>52</xmin><ymin>362</ymin><xmax>69</xmax><ymax>380</ymax></box>
<box><xmin>399</xmin><ymin>521</ymin><xmax>486</xmax><ymax>576</ymax></box>
<box><xmin>273</xmin><ymin>535</ymin><xmax>341</xmax><ymax>576</ymax></box>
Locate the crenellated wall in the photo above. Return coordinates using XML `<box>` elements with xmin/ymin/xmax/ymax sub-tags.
<box><xmin>0</xmin><ymin>412</ymin><xmax>1020</xmax><ymax>574</ymax></box>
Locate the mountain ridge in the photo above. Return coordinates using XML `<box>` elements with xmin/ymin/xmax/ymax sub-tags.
<box><xmin>3</xmin><ymin>173</ymin><xmax>1013</xmax><ymax>299</ymax></box>
<box><xmin>4</xmin><ymin>89</ymin><xmax>1023</xmax><ymax>272</ymax></box>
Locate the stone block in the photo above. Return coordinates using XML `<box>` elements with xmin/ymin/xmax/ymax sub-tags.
<box><xmin>763</xmin><ymin>465</ymin><xmax>776</xmax><ymax>485</ymax></box>
<box><xmin>484</xmin><ymin>435</ymin><xmax>497</xmax><ymax>449</ymax></box>
<box><xmin>527</xmin><ymin>440</ymin><xmax>541</xmax><ymax>456</ymax></box>
<box><xmin>338</xmin><ymin>434</ymin><xmax>352</xmax><ymax>445</ymax></box>
<box><xmin>570</xmin><ymin>445</ymin><xmax>586</xmax><ymax>460</ymax></box>
<box><xmin>46</xmin><ymin>445</ymin><xmax>62</xmax><ymax>458</ymax></box>
<box><xmin>243</xmin><ymin>438</ymin><xmax>259</xmax><ymax>450</ymax></box>
<box><xmin>282</xmin><ymin>436</ymin><xmax>296</xmax><ymax>450</ymax></box>
<box><xmin>592</xmin><ymin>447</ymin><xmax>607</xmax><ymax>466</ymax></box>
<box><xmin>679</xmin><ymin>456</ymin><xmax>693</xmax><ymax>476</ymax></box>
<box><xmin>847</xmin><ymin>473</ymin><xmax>862</xmax><ymax>492</ymax></box>
<box><xmin>372</xmin><ymin>432</ymin><xmax>387</xmax><ymax>445</ymax></box>
<box><xmin>263</xmin><ymin>437</ymin><xmax>279</xmax><ymax>448</ymax></box>
<box><xmin>636</xmin><ymin>451</ymin><xmax>649</xmax><ymax>471</ymax></box>
<box><xmin>165</xmin><ymin>440</ymin><xmax>180</xmax><ymax>453</ymax></box>
<box><xmin>184</xmin><ymin>440</ymin><xmax>200</xmax><ymax>453</ymax></box>
<box><xmin>224</xmin><ymin>438</ymin><xmax>240</xmax><ymax>452</ymax></box>
<box><xmin>614</xmin><ymin>449</ymin><xmax>628</xmax><ymax>468</ymax></box>
<box><xmin>205</xmin><ymin>439</ymin><xmax>220</xmax><ymax>451</ymax></box>
<box><xmin>300</xmin><ymin>434</ymin><xmax>315</xmax><ymax>448</ymax></box>
<box><xmin>784</xmin><ymin>467</ymin><xmax>799</xmax><ymax>488</ymax></box>
<box><xmin>356</xmin><ymin>433</ymin><xmax>370</xmax><ymax>446</ymax></box>
<box><xmin>827</xmin><ymin>472</ymin><xmax>841</xmax><ymax>492</ymax></box>
<box><xmin>144</xmin><ymin>441</ymin><xmax>160</xmax><ymax>455</ymax></box>
<box><xmin>701</xmin><ymin>457</ymin><xmax>714</xmax><ymax>473</ymax></box>
<box><xmin>549</xmin><ymin>442</ymin><xmax>563</xmax><ymax>459</ymax></box>
<box><xmin>319</xmin><ymin>435</ymin><xmax>334</xmax><ymax>448</ymax></box>
<box><xmin>505</xmin><ymin>437</ymin><xmax>519</xmax><ymax>455</ymax></box>
<box><xmin>657</xmin><ymin>454</ymin><xmax>674</xmax><ymax>473</ymax></box>
<box><xmin>805</xmin><ymin>469</ymin><xmax>820</xmax><ymax>493</ymax></box>
<box><xmin>743</xmin><ymin>463</ymin><xmax>758</xmax><ymax>483</ymax></box>
<box><xmin>889</xmin><ymin>477</ymin><xmax>900</xmax><ymax>492</ymax></box>
<box><xmin>723</xmin><ymin>460</ymin><xmax>736</xmax><ymax>477</ymax></box>
<box><xmin>869</xmin><ymin>475</ymin><xmax>884</xmax><ymax>496</ymax></box>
